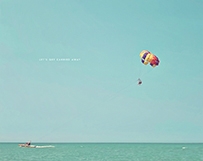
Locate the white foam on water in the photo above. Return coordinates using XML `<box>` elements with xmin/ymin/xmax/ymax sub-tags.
<box><xmin>35</xmin><ymin>145</ymin><xmax>55</xmax><ymax>148</ymax></box>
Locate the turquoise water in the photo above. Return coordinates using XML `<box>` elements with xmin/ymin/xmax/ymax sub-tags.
<box><xmin>0</xmin><ymin>143</ymin><xmax>203</xmax><ymax>161</ymax></box>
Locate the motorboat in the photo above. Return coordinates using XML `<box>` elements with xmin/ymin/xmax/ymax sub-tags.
<box><xmin>19</xmin><ymin>144</ymin><xmax>36</xmax><ymax>148</ymax></box>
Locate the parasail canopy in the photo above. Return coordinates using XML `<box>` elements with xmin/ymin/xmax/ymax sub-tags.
<box><xmin>140</xmin><ymin>50</ymin><xmax>160</xmax><ymax>67</ymax></box>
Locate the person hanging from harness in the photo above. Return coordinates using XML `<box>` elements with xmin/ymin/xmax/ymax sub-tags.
<box><xmin>137</xmin><ymin>78</ymin><xmax>142</xmax><ymax>85</ymax></box>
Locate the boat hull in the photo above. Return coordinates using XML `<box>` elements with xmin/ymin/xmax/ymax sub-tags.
<box><xmin>19</xmin><ymin>144</ymin><xmax>36</xmax><ymax>148</ymax></box>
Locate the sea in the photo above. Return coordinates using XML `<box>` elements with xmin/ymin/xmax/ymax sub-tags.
<box><xmin>0</xmin><ymin>143</ymin><xmax>203</xmax><ymax>161</ymax></box>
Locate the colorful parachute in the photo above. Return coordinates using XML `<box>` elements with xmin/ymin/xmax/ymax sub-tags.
<box><xmin>140</xmin><ymin>50</ymin><xmax>160</xmax><ymax>67</ymax></box>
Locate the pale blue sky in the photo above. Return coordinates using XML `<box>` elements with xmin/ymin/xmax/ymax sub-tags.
<box><xmin>0</xmin><ymin>0</ymin><xmax>203</xmax><ymax>143</ymax></box>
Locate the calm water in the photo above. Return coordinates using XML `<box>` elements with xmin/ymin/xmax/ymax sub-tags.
<box><xmin>0</xmin><ymin>143</ymin><xmax>203</xmax><ymax>161</ymax></box>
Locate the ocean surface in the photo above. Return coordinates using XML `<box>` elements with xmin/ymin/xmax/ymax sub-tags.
<box><xmin>0</xmin><ymin>143</ymin><xmax>203</xmax><ymax>161</ymax></box>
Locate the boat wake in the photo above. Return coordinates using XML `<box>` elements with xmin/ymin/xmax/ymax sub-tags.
<box><xmin>35</xmin><ymin>145</ymin><xmax>55</xmax><ymax>148</ymax></box>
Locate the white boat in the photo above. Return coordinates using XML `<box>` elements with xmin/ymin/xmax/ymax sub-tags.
<box><xmin>19</xmin><ymin>144</ymin><xmax>55</xmax><ymax>148</ymax></box>
<box><xmin>19</xmin><ymin>144</ymin><xmax>36</xmax><ymax>148</ymax></box>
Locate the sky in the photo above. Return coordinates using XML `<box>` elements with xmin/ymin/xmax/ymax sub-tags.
<box><xmin>0</xmin><ymin>0</ymin><xmax>203</xmax><ymax>143</ymax></box>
